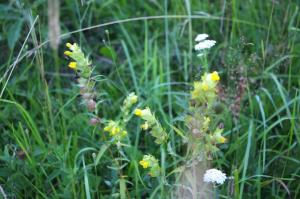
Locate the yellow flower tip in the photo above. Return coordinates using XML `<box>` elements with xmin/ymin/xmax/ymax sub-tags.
<box><xmin>131</xmin><ymin>96</ymin><xmax>138</xmax><ymax>104</ymax></box>
<box><xmin>104</xmin><ymin>126</ymin><xmax>110</xmax><ymax>132</ymax></box>
<box><xmin>122</xmin><ymin>130</ymin><xmax>127</xmax><ymax>136</ymax></box>
<box><xmin>139</xmin><ymin>160</ymin><xmax>149</xmax><ymax>169</ymax></box>
<box><xmin>64</xmin><ymin>51</ymin><xmax>72</xmax><ymax>56</ymax></box>
<box><xmin>211</xmin><ymin>71</ymin><xmax>220</xmax><ymax>81</ymax></box>
<box><xmin>134</xmin><ymin>109</ymin><xmax>142</xmax><ymax>117</ymax></box>
<box><xmin>141</xmin><ymin>123</ymin><xmax>149</xmax><ymax>130</ymax></box>
<box><xmin>66</xmin><ymin>42</ymin><xmax>73</xmax><ymax>48</ymax></box>
<box><xmin>111</xmin><ymin>127</ymin><xmax>120</xmax><ymax>136</ymax></box>
<box><xmin>68</xmin><ymin>62</ymin><xmax>77</xmax><ymax>69</ymax></box>
<box><xmin>201</xmin><ymin>83</ymin><xmax>209</xmax><ymax>91</ymax></box>
<box><xmin>219</xmin><ymin>136</ymin><xmax>227</xmax><ymax>143</ymax></box>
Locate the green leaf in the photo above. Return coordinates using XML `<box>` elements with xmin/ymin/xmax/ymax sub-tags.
<box><xmin>7</xmin><ymin>19</ymin><xmax>23</xmax><ymax>49</ymax></box>
<box><xmin>99</xmin><ymin>46</ymin><xmax>117</xmax><ymax>60</ymax></box>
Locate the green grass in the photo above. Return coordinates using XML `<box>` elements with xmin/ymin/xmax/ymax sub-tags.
<box><xmin>1</xmin><ymin>0</ymin><xmax>300</xmax><ymax>198</ymax></box>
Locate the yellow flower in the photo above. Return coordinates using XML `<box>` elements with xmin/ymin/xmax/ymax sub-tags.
<box><xmin>139</xmin><ymin>160</ymin><xmax>150</xmax><ymax>168</ymax></box>
<box><xmin>104</xmin><ymin>126</ymin><xmax>110</xmax><ymax>132</ymax></box>
<box><xmin>141</xmin><ymin>122</ymin><xmax>149</xmax><ymax>130</ymax></box>
<box><xmin>66</xmin><ymin>42</ymin><xmax>73</xmax><ymax>49</ymax></box>
<box><xmin>201</xmin><ymin>83</ymin><xmax>209</xmax><ymax>91</ymax></box>
<box><xmin>130</xmin><ymin>95</ymin><xmax>138</xmax><ymax>104</ymax></box>
<box><xmin>122</xmin><ymin>130</ymin><xmax>127</xmax><ymax>136</ymax></box>
<box><xmin>217</xmin><ymin>135</ymin><xmax>227</xmax><ymax>143</ymax></box>
<box><xmin>66</xmin><ymin>42</ymin><xmax>78</xmax><ymax>51</ymax></box>
<box><xmin>64</xmin><ymin>51</ymin><xmax>72</xmax><ymax>56</ymax></box>
<box><xmin>111</xmin><ymin>127</ymin><xmax>120</xmax><ymax>136</ymax></box>
<box><xmin>211</xmin><ymin>71</ymin><xmax>220</xmax><ymax>81</ymax></box>
<box><xmin>134</xmin><ymin>109</ymin><xmax>143</xmax><ymax>117</ymax></box>
<box><xmin>68</xmin><ymin>62</ymin><xmax>77</xmax><ymax>69</ymax></box>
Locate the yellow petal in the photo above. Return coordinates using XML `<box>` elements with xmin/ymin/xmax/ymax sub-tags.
<box><xmin>122</xmin><ymin>130</ymin><xmax>127</xmax><ymax>136</ymax></box>
<box><xmin>104</xmin><ymin>126</ymin><xmax>110</xmax><ymax>132</ymax></box>
<box><xmin>134</xmin><ymin>109</ymin><xmax>142</xmax><ymax>117</ymax></box>
<box><xmin>111</xmin><ymin>127</ymin><xmax>118</xmax><ymax>135</ymax></box>
<box><xmin>68</xmin><ymin>62</ymin><xmax>77</xmax><ymax>69</ymax></box>
<box><xmin>139</xmin><ymin>160</ymin><xmax>149</xmax><ymax>168</ymax></box>
<box><xmin>66</xmin><ymin>42</ymin><xmax>73</xmax><ymax>48</ymax></box>
<box><xmin>201</xmin><ymin>83</ymin><xmax>209</xmax><ymax>91</ymax></box>
<box><xmin>218</xmin><ymin>136</ymin><xmax>227</xmax><ymax>143</ymax></box>
<box><xmin>211</xmin><ymin>71</ymin><xmax>220</xmax><ymax>81</ymax></box>
<box><xmin>141</xmin><ymin>123</ymin><xmax>149</xmax><ymax>130</ymax></box>
<box><xmin>64</xmin><ymin>51</ymin><xmax>72</xmax><ymax>56</ymax></box>
<box><xmin>130</xmin><ymin>96</ymin><xmax>138</xmax><ymax>104</ymax></box>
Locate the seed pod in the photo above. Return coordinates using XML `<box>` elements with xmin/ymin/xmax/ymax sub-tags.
<box><xmin>87</xmin><ymin>99</ymin><xmax>96</xmax><ymax>112</ymax></box>
<box><xmin>192</xmin><ymin>128</ymin><xmax>200</xmax><ymax>135</ymax></box>
<box><xmin>89</xmin><ymin>117</ymin><xmax>99</xmax><ymax>125</ymax></box>
<box><xmin>192</xmin><ymin>128</ymin><xmax>202</xmax><ymax>138</ymax></box>
<box><xmin>82</xmin><ymin>93</ymin><xmax>93</xmax><ymax>100</ymax></box>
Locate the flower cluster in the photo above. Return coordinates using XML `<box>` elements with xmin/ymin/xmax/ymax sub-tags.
<box><xmin>121</xmin><ymin>92</ymin><xmax>138</xmax><ymax>118</ymax></box>
<box><xmin>191</xmin><ymin>71</ymin><xmax>220</xmax><ymax>105</ymax></box>
<box><xmin>187</xmin><ymin>70</ymin><xmax>226</xmax><ymax>155</ymax></box>
<box><xmin>64</xmin><ymin>42</ymin><xmax>98</xmax><ymax>115</ymax></box>
<box><xmin>194</xmin><ymin>33</ymin><xmax>216</xmax><ymax>57</ymax></box>
<box><xmin>203</xmin><ymin>168</ymin><xmax>227</xmax><ymax>185</ymax></box>
<box><xmin>134</xmin><ymin>107</ymin><xmax>168</xmax><ymax>144</ymax></box>
<box><xmin>103</xmin><ymin>120</ymin><xmax>127</xmax><ymax>141</ymax></box>
<box><xmin>103</xmin><ymin>92</ymin><xmax>138</xmax><ymax>142</ymax></box>
<box><xmin>139</xmin><ymin>154</ymin><xmax>160</xmax><ymax>177</ymax></box>
<box><xmin>64</xmin><ymin>43</ymin><xmax>92</xmax><ymax>78</ymax></box>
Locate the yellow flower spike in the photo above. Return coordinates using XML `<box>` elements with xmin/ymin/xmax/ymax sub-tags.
<box><xmin>211</xmin><ymin>71</ymin><xmax>220</xmax><ymax>81</ymax></box>
<box><xmin>134</xmin><ymin>109</ymin><xmax>143</xmax><ymax>117</ymax></box>
<box><xmin>66</xmin><ymin>42</ymin><xmax>73</xmax><ymax>48</ymax></box>
<box><xmin>68</xmin><ymin>62</ymin><xmax>77</xmax><ymax>69</ymax></box>
<box><xmin>139</xmin><ymin>160</ymin><xmax>150</xmax><ymax>169</ymax></box>
<box><xmin>64</xmin><ymin>51</ymin><xmax>72</xmax><ymax>56</ymax></box>
<box><xmin>201</xmin><ymin>83</ymin><xmax>209</xmax><ymax>91</ymax></box>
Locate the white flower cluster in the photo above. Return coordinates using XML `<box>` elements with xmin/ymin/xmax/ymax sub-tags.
<box><xmin>203</xmin><ymin>168</ymin><xmax>227</xmax><ymax>185</ymax></box>
<box><xmin>194</xmin><ymin>33</ymin><xmax>216</xmax><ymax>57</ymax></box>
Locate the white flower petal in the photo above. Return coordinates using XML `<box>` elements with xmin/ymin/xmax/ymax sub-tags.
<box><xmin>195</xmin><ymin>33</ymin><xmax>209</xmax><ymax>42</ymax></box>
<box><xmin>194</xmin><ymin>40</ymin><xmax>216</xmax><ymax>51</ymax></box>
<box><xmin>203</xmin><ymin>169</ymin><xmax>227</xmax><ymax>185</ymax></box>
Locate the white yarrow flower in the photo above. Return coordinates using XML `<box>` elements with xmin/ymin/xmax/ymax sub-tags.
<box><xmin>194</xmin><ymin>34</ymin><xmax>216</xmax><ymax>57</ymax></box>
<box><xmin>203</xmin><ymin>169</ymin><xmax>227</xmax><ymax>185</ymax></box>
<box><xmin>194</xmin><ymin>40</ymin><xmax>216</xmax><ymax>51</ymax></box>
<box><xmin>195</xmin><ymin>33</ymin><xmax>209</xmax><ymax>42</ymax></box>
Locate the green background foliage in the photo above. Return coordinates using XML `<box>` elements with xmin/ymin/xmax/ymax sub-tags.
<box><xmin>0</xmin><ymin>0</ymin><xmax>300</xmax><ymax>198</ymax></box>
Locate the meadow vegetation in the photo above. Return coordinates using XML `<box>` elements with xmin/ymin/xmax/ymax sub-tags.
<box><xmin>0</xmin><ymin>0</ymin><xmax>300</xmax><ymax>198</ymax></box>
